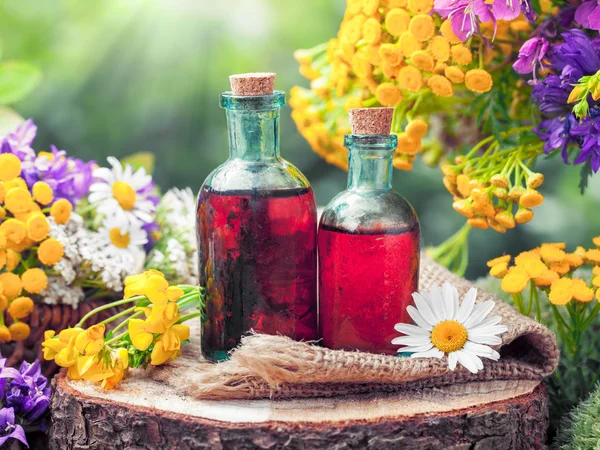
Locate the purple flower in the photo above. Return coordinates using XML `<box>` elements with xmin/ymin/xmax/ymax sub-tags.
<box><xmin>0</xmin><ymin>119</ymin><xmax>37</xmax><ymax>162</ymax></box>
<box><xmin>535</xmin><ymin>115</ymin><xmax>581</xmax><ymax>162</ymax></box>
<box><xmin>573</xmin><ymin>117</ymin><xmax>600</xmax><ymax>171</ymax></box>
<box><xmin>513</xmin><ymin>37</ymin><xmax>549</xmax><ymax>79</ymax></box>
<box><xmin>493</xmin><ymin>0</ymin><xmax>534</xmax><ymax>21</ymax></box>
<box><xmin>575</xmin><ymin>0</ymin><xmax>600</xmax><ymax>30</ymax></box>
<box><xmin>5</xmin><ymin>361</ymin><xmax>51</xmax><ymax>423</ymax></box>
<box><xmin>0</xmin><ymin>408</ymin><xmax>28</xmax><ymax>448</ymax></box>
<box><xmin>434</xmin><ymin>0</ymin><xmax>493</xmax><ymax>40</ymax></box>
<box><xmin>0</xmin><ymin>357</ymin><xmax>21</xmax><ymax>400</ymax></box>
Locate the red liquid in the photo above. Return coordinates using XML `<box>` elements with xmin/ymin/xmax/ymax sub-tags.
<box><xmin>197</xmin><ymin>186</ymin><xmax>317</xmax><ymax>360</ymax></box>
<box><xmin>318</xmin><ymin>224</ymin><xmax>420</xmax><ymax>355</ymax></box>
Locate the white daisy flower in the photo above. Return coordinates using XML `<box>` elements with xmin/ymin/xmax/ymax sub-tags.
<box><xmin>392</xmin><ymin>282</ymin><xmax>508</xmax><ymax>374</ymax></box>
<box><xmin>88</xmin><ymin>156</ymin><xmax>157</xmax><ymax>225</ymax></box>
<box><xmin>99</xmin><ymin>216</ymin><xmax>148</xmax><ymax>263</ymax></box>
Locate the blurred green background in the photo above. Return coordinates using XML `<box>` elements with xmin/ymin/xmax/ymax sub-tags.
<box><xmin>0</xmin><ymin>0</ymin><xmax>598</xmax><ymax>278</ymax></box>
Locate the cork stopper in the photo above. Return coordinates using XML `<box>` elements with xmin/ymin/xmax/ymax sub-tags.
<box><xmin>348</xmin><ymin>107</ymin><xmax>394</xmax><ymax>135</ymax></box>
<box><xmin>229</xmin><ymin>73</ymin><xmax>276</xmax><ymax>96</ymax></box>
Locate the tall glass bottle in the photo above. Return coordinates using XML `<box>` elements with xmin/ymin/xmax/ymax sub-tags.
<box><xmin>197</xmin><ymin>73</ymin><xmax>318</xmax><ymax>362</ymax></box>
<box><xmin>319</xmin><ymin>108</ymin><xmax>420</xmax><ymax>355</ymax></box>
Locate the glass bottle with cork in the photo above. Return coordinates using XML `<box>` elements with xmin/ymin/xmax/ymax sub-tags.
<box><xmin>197</xmin><ymin>73</ymin><xmax>318</xmax><ymax>362</ymax></box>
<box><xmin>319</xmin><ymin>107</ymin><xmax>420</xmax><ymax>355</ymax></box>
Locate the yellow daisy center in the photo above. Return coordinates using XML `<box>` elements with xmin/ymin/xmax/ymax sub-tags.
<box><xmin>430</xmin><ymin>320</ymin><xmax>468</xmax><ymax>353</ymax></box>
<box><xmin>112</xmin><ymin>181</ymin><xmax>137</xmax><ymax>211</ymax></box>
<box><xmin>110</xmin><ymin>228</ymin><xmax>131</xmax><ymax>249</ymax></box>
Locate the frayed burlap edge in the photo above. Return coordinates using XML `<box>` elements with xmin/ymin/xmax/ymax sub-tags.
<box><xmin>154</xmin><ymin>255</ymin><xmax>559</xmax><ymax>400</ymax></box>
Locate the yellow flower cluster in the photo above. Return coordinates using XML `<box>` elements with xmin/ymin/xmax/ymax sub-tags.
<box><xmin>0</xmin><ymin>153</ymin><xmax>71</xmax><ymax>342</ymax></box>
<box><xmin>490</xmin><ymin>239</ymin><xmax>600</xmax><ymax>306</ymax></box>
<box><xmin>126</xmin><ymin>270</ymin><xmax>190</xmax><ymax>366</ymax></box>
<box><xmin>291</xmin><ymin>0</ymin><xmax>495</xmax><ymax>169</ymax></box>
<box><xmin>42</xmin><ymin>270</ymin><xmax>192</xmax><ymax>390</ymax></box>
<box><xmin>442</xmin><ymin>155</ymin><xmax>545</xmax><ymax>233</ymax></box>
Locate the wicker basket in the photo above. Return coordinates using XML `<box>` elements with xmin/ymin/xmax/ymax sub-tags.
<box><xmin>1</xmin><ymin>300</ymin><xmax>121</xmax><ymax>377</ymax></box>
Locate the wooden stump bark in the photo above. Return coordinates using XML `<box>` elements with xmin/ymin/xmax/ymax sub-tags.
<box><xmin>50</xmin><ymin>318</ymin><xmax>550</xmax><ymax>450</ymax></box>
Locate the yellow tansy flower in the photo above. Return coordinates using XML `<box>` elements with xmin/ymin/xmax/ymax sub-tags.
<box><xmin>586</xmin><ymin>249</ymin><xmax>600</xmax><ymax>264</ymax></box>
<box><xmin>32</xmin><ymin>181</ymin><xmax>54</xmax><ymax>205</ymax></box>
<box><xmin>379</xmin><ymin>43</ymin><xmax>402</xmax><ymax>65</ymax></box>
<box><xmin>429</xmin><ymin>36</ymin><xmax>450</xmax><ymax>62</ymax></box>
<box><xmin>0</xmin><ymin>154</ymin><xmax>21</xmax><ymax>181</ymax></box>
<box><xmin>362</xmin><ymin>0</ymin><xmax>380</xmax><ymax>15</ymax></box>
<box><xmin>550</xmin><ymin>261</ymin><xmax>571</xmax><ymax>276</ymax></box>
<box><xmin>411</xmin><ymin>50</ymin><xmax>435</xmax><ymax>71</ymax></box>
<box><xmin>408</xmin><ymin>0</ymin><xmax>433</xmax><ymax>14</ymax></box>
<box><xmin>427</xmin><ymin>74</ymin><xmax>454</xmax><ymax>97</ymax></box>
<box><xmin>515</xmin><ymin>207</ymin><xmax>534</xmax><ymax>224</ymax></box>
<box><xmin>405</xmin><ymin>119</ymin><xmax>428</xmax><ymax>140</ymax></box>
<box><xmin>487</xmin><ymin>254</ymin><xmax>511</xmax><ymax>268</ymax></box>
<box><xmin>0</xmin><ymin>326</ymin><xmax>10</xmax><ymax>343</ymax></box>
<box><xmin>519</xmin><ymin>189</ymin><xmax>544</xmax><ymax>208</ymax></box>
<box><xmin>548</xmin><ymin>278</ymin><xmax>573</xmax><ymax>306</ymax></box>
<box><xmin>501</xmin><ymin>266</ymin><xmax>530</xmax><ymax>294</ymax></box>
<box><xmin>490</xmin><ymin>262</ymin><xmax>508</xmax><ymax>278</ymax></box>
<box><xmin>399</xmin><ymin>31</ymin><xmax>421</xmax><ymax>57</ymax></box>
<box><xmin>37</xmin><ymin>237</ymin><xmax>65</xmax><ymax>266</ymax></box>
<box><xmin>9</xmin><ymin>322</ymin><xmax>30</xmax><ymax>342</ymax></box>
<box><xmin>451</xmin><ymin>44</ymin><xmax>472</xmax><ymax>65</ymax></box>
<box><xmin>409</xmin><ymin>14</ymin><xmax>435</xmax><ymax>42</ymax></box>
<box><xmin>564</xmin><ymin>253</ymin><xmax>584</xmax><ymax>269</ymax></box>
<box><xmin>6</xmin><ymin>250</ymin><xmax>21</xmax><ymax>272</ymax></box>
<box><xmin>0</xmin><ymin>219</ymin><xmax>26</xmax><ymax>244</ymax></box>
<box><xmin>385</xmin><ymin>8</ymin><xmax>411</xmax><ymax>36</ymax></box>
<box><xmin>571</xmin><ymin>278</ymin><xmax>594</xmax><ymax>303</ymax></box>
<box><xmin>540</xmin><ymin>244</ymin><xmax>566</xmax><ymax>264</ymax></box>
<box><xmin>495</xmin><ymin>210</ymin><xmax>516</xmax><ymax>229</ymax></box>
<box><xmin>467</xmin><ymin>216</ymin><xmax>488</xmax><ymax>229</ymax></box>
<box><xmin>534</xmin><ymin>270</ymin><xmax>559</xmax><ymax>287</ymax></box>
<box><xmin>26</xmin><ymin>212</ymin><xmax>51</xmax><ymax>242</ymax></box>
<box><xmin>7</xmin><ymin>296</ymin><xmax>34</xmax><ymax>320</ymax></box>
<box><xmin>0</xmin><ymin>273</ymin><xmax>22</xmax><ymax>300</ymax></box>
<box><xmin>398</xmin><ymin>65</ymin><xmax>424</xmax><ymax>92</ymax></box>
<box><xmin>464</xmin><ymin>69</ymin><xmax>493</xmax><ymax>94</ymax></box>
<box><xmin>376</xmin><ymin>82</ymin><xmax>403</xmax><ymax>106</ymax></box>
<box><xmin>4</xmin><ymin>188</ymin><xmax>33</xmax><ymax>215</ymax></box>
<box><xmin>396</xmin><ymin>133</ymin><xmax>421</xmax><ymax>155</ymax></box>
<box><xmin>593</xmin><ymin>236</ymin><xmax>600</xmax><ymax>247</ymax></box>
<box><xmin>362</xmin><ymin>18</ymin><xmax>382</xmax><ymax>44</ymax></box>
<box><xmin>50</xmin><ymin>199</ymin><xmax>73</xmax><ymax>225</ymax></box>
<box><xmin>21</xmin><ymin>268</ymin><xmax>47</xmax><ymax>294</ymax></box>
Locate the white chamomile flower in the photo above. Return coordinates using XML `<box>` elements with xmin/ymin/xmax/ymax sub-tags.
<box><xmin>88</xmin><ymin>156</ymin><xmax>156</xmax><ymax>225</ymax></box>
<box><xmin>99</xmin><ymin>216</ymin><xmax>148</xmax><ymax>258</ymax></box>
<box><xmin>392</xmin><ymin>282</ymin><xmax>508</xmax><ymax>374</ymax></box>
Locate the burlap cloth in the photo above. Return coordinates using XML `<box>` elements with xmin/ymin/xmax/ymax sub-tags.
<box><xmin>156</xmin><ymin>255</ymin><xmax>559</xmax><ymax>400</ymax></box>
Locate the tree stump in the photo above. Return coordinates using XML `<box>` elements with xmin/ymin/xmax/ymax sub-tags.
<box><xmin>49</xmin><ymin>322</ymin><xmax>549</xmax><ymax>450</ymax></box>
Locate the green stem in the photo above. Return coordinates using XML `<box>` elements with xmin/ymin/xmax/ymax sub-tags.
<box><xmin>99</xmin><ymin>306</ymin><xmax>136</xmax><ymax>326</ymax></box>
<box><xmin>76</xmin><ymin>296</ymin><xmax>146</xmax><ymax>328</ymax></box>
<box><xmin>177</xmin><ymin>312</ymin><xmax>201</xmax><ymax>324</ymax></box>
<box><xmin>581</xmin><ymin>302</ymin><xmax>600</xmax><ymax>329</ymax></box>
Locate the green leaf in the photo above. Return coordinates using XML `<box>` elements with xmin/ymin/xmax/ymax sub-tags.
<box><xmin>0</xmin><ymin>61</ymin><xmax>42</xmax><ymax>105</ymax></box>
<box><xmin>121</xmin><ymin>152</ymin><xmax>156</xmax><ymax>174</ymax></box>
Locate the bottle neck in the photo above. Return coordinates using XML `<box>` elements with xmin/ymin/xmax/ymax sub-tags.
<box><xmin>221</xmin><ymin>91</ymin><xmax>285</xmax><ymax>162</ymax></box>
<box><xmin>345</xmin><ymin>135</ymin><xmax>397</xmax><ymax>191</ymax></box>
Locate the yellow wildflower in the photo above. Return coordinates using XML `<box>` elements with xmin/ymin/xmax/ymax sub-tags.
<box><xmin>540</xmin><ymin>243</ymin><xmax>566</xmax><ymax>264</ymax></box>
<box><xmin>534</xmin><ymin>270</ymin><xmax>559</xmax><ymax>287</ymax></box>
<box><xmin>440</xmin><ymin>20</ymin><xmax>461</xmax><ymax>44</ymax></box>
<box><xmin>129</xmin><ymin>318</ymin><xmax>155</xmax><ymax>351</ymax></box>
<box><xmin>409</xmin><ymin>14</ymin><xmax>435</xmax><ymax>42</ymax></box>
<box><xmin>548</xmin><ymin>278</ymin><xmax>573</xmax><ymax>306</ymax></box>
<box><xmin>0</xmin><ymin>273</ymin><xmax>21</xmax><ymax>300</ymax></box>
<box><xmin>0</xmin><ymin>327</ymin><xmax>10</xmax><ymax>343</ymax></box>
<box><xmin>429</xmin><ymin>36</ymin><xmax>450</xmax><ymax>62</ymax></box>
<box><xmin>9</xmin><ymin>323</ymin><xmax>30</xmax><ymax>342</ymax></box>
<box><xmin>37</xmin><ymin>238</ymin><xmax>64</xmax><ymax>265</ymax></box>
<box><xmin>376</xmin><ymin>82</ymin><xmax>403</xmax><ymax>106</ymax></box>
<box><xmin>519</xmin><ymin>189</ymin><xmax>544</xmax><ymax>208</ymax></box>
<box><xmin>501</xmin><ymin>266</ymin><xmax>530</xmax><ymax>294</ymax></box>
<box><xmin>388</xmin><ymin>0</ymin><xmax>408</xmax><ymax>7</ymax></box>
<box><xmin>0</xmin><ymin>154</ymin><xmax>21</xmax><ymax>181</ymax></box>
<box><xmin>586</xmin><ymin>249</ymin><xmax>600</xmax><ymax>264</ymax></box>
<box><xmin>408</xmin><ymin>0</ymin><xmax>433</xmax><ymax>14</ymax></box>
<box><xmin>452</xmin><ymin>198</ymin><xmax>474</xmax><ymax>218</ymax></box>
<box><xmin>412</xmin><ymin>50</ymin><xmax>435</xmax><ymax>71</ymax></box>
<box><xmin>74</xmin><ymin>355</ymin><xmax>114</xmax><ymax>383</ymax></box>
<box><xmin>488</xmin><ymin>220</ymin><xmax>507</xmax><ymax>234</ymax></box>
<box><xmin>74</xmin><ymin>324</ymin><xmax>106</xmax><ymax>356</ymax></box>
<box><xmin>50</xmin><ymin>199</ymin><xmax>72</xmax><ymax>224</ymax></box>
<box><xmin>564</xmin><ymin>253</ymin><xmax>584</xmax><ymax>269</ymax></box>
<box><xmin>521</xmin><ymin>258</ymin><xmax>547</xmax><ymax>278</ymax></box>
<box><xmin>398</xmin><ymin>65</ymin><xmax>424</xmax><ymax>91</ymax></box>
<box><xmin>7</xmin><ymin>296</ymin><xmax>34</xmax><ymax>320</ymax></box>
<box><xmin>362</xmin><ymin>18</ymin><xmax>382</xmax><ymax>44</ymax></box>
<box><xmin>32</xmin><ymin>181</ymin><xmax>54</xmax><ymax>205</ymax></box>
<box><xmin>41</xmin><ymin>330</ymin><xmax>62</xmax><ymax>360</ymax></box>
<box><xmin>4</xmin><ymin>188</ymin><xmax>33</xmax><ymax>215</ymax></box>
<box><xmin>464</xmin><ymin>69</ymin><xmax>493</xmax><ymax>94</ymax></box>
<box><xmin>54</xmin><ymin>329</ymin><xmax>83</xmax><ymax>367</ymax></box>
<box><xmin>397</xmin><ymin>132</ymin><xmax>421</xmax><ymax>155</ymax></box>
<box><xmin>593</xmin><ymin>236</ymin><xmax>600</xmax><ymax>247</ymax></box>
<box><xmin>6</xmin><ymin>250</ymin><xmax>21</xmax><ymax>272</ymax></box>
<box><xmin>433</xmin><ymin>61</ymin><xmax>448</xmax><ymax>74</ymax></box>
<box><xmin>527</xmin><ymin>173</ymin><xmax>544</xmax><ymax>189</ymax></box>
<box><xmin>427</xmin><ymin>74</ymin><xmax>454</xmax><ymax>97</ymax></box>
<box><xmin>363</xmin><ymin>0</ymin><xmax>379</xmax><ymax>15</ymax></box>
<box><xmin>102</xmin><ymin>348</ymin><xmax>129</xmax><ymax>390</ymax></box>
<box><xmin>405</xmin><ymin>119</ymin><xmax>428</xmax><ymax>140</ymax></box>
<box><xmin>150</xmin><ymin>324</ymin><xmax>190</xmax><ymax>366</ymax></box>
<box><xmin>26</xmin><ymin>212</ymin><xmax>50</xmax><ymax>242</ymax></box>
<box><xmin>495</xmin><ymin>210</ymin><xmax>516</xmax><ymax>229</ymax></box>
<box><xmin>490</xmin><ymin>262</ymin><xmax>508</xmax><ymax>278</ymax></box>
<box><xmin>0</xmin><ymin>219</ymin><xmax>26</xmax><ymax>244</ymax></box>
<box><xmin>550</xmin><ymin>261</ymin><xmax>571</xmax><ymax>276</ymax></box>
<box><xmin>379</xmin><ymin>43</ymin><xmax>402</xmax><ymax>65</ymax></box>
<box><xmin>385</xmin><ymin>8</ymin><xmax>411</xmax><ymax>36</ymax></box>
<box><xmin>0</xmin><ymin>207</ymin><xmax>5</xmax><ymax>220</ymax></box>
<box><xmin>0</xmin><ymin>182</ymin><xmax>4</xmax><ymax>203</ymax></box>
<box><xmin>487</xmin><ymin>254</ymin><xmax>511</xmax><ymax>268</ymax></box>
<box><xmin>399</xmin><ymin>32</ymin><xmax>421</xmax><ymax>57</ymax></box>
<box><xmin>515</xmin><ymin>207</ymin><xmax>534</xmax><ymax>224</ymax></box>
<box><xmin>571</xmin><ymin>278</ymin><xmax>594</xmax><ymax>303</ymax></box>
<box><xmin>451</xmin><ymin>44</ymin><xmax>472</xmax><ymax>65</ymax></box>
<box><xmin>467</xmin><ymin>216</ymin><xmax>488</xmax><ymax>229</ymax></box>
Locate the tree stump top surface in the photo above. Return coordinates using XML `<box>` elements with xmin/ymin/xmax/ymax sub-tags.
<box><xmin>58</xmin><ymin>320</ymin><xmax>542</xmax><ymax>425</ymax></box>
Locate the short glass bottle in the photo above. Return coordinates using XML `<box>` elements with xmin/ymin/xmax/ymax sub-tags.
<box><xmin>318</xmin><ymin>133</ymin><xmax>420</xmax><ymax>355</ymax></box>
<box><xmin>197</xmin><ymin>90</ymin><xmax>318</xmax><ymax>362</ymax></box>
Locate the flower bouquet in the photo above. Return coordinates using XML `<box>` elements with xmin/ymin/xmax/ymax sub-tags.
<box><xmin>291</xmin><ymin>0</ymin><xmax>600</xmax><ymax>274</ymax></box>
<box><xmin>0</xmin><ymin>119</ymin><xmax>199</xmax><ymax>374</ymax></box>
